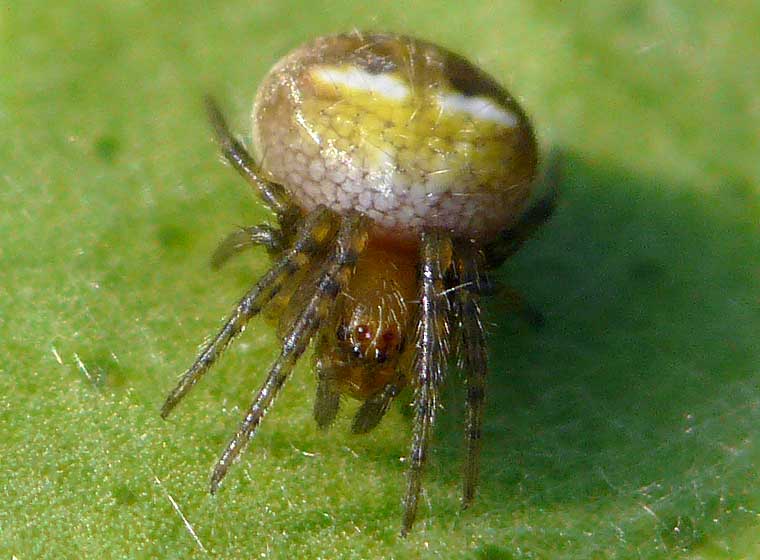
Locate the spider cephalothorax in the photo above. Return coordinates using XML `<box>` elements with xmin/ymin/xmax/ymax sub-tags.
<box><xmin>161</xmin><ymin>32</ymin><xmax>557</xmax><ymax>535</ymax></box>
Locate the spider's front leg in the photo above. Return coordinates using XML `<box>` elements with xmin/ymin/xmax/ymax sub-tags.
<box><xmin>453</xmin><ymin>240</ymin><xmax>489</xmax><ymax>507</ymax></box>
<box><xmin>211</xmin><ymin>224</ymin><xmax>284</xmax><ymax>269</ymax></box>
<box><xmin>160</xmin><ymin>206</ymin><xmax>337</xmax><ymax>419</ymax></box>
<box><xmin>209</xmin><ymin>213</ymin><xmax>368</xmax><ymax>492</ymax></box>
<box><xmin>402</xmin><ymin>231</ymin><xmax>453</xmax><ymax>536</ymax></box>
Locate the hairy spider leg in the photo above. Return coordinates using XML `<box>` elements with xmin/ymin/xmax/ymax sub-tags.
<box><xmin>209</xmin><ymin>213</ymin><xmax>369</xmax><ymax>493</ymax></box>
<box><xmin>453</xmin><ymin>241</ymin><xmax>489</xmax><ymax>507</ymax></box>
<box><xmin>160</xmin><ymin>206</ymin><xmax>337</xmax><ymax>418</ymax></box>
<box><xmin>205</xmin><ymin>96</ymin><xmax>300</xmax><ymax>224</ymax></box>
<box><xmin>402</xmin><ymin>231</ymin><xmax>453</xmax><ymax>536</ymax></box>
<box><xmin>211</xmin><ymin>224</ymin><xmax>284</xmax><ymax>269</ymax></box>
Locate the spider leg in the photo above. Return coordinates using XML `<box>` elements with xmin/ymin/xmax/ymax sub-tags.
<box><xmin>160</xmin><ymin>206</ymin><xmax>337</xmax><ymax>419</ymax></box>
<box><xmin>401</xmin><ymin>231</ymin><xmax>453</xmax><ymax>536</ymax></box>
<box><xmin>209</xmin><ymin>213</ymin><xmax>368</xmax><ymax>493</ymax></box>
<box><xmin>453</xmin><ymin>240</ymin><xmax>489</xmax><ymax>507</ymax></box>
<box><xmin>211</xmin><ymin>224</ymin><xmax>284</xmax><ymax>269</ymax></box>
<box><xmin>205</xmin><ymin>96</ymin><xmax>300</xmax><ymax>223</ymax></box>
<box><xmin>485</xmin><ymin>147</ymin><xmax>562</xmax><ymax>266</ymax></box>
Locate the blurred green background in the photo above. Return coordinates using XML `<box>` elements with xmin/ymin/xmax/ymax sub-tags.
<box><xmin>2</xmin><ymin>1</ymin><xmax>759</xmax><ymax>558</ymax></box>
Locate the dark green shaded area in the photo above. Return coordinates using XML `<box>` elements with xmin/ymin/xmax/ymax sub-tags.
<box><xmin>1</xmin><ymin>1</ymin><xmax>759</xmax><ymax>558</ymax></box>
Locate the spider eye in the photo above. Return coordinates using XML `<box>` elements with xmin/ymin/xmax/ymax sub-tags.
<box><xmin>355</xmin><ymin>324</ymin><xmax>372</xmax><ymax>340</ymax></box>
<box><xmin>351</xmin><ymin>345</ymin><xmax>363</xmax><ymax>358</ymax></box>
<box><xmin>375</xmin><ymin>349</ymin><xmax>387</xmax><ymax>364</ymax></box>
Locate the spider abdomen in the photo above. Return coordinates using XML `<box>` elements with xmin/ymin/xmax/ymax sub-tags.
<box><xmin>252</xmin><ymin>33</ymin><xmax>538</xmax><ymax>242</ymax></box>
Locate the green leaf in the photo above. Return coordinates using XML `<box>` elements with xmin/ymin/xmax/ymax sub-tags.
<box><xmin>2</xmin><ymin>2</ymin><xmax>759</xmax><ymax>558</ymax></box>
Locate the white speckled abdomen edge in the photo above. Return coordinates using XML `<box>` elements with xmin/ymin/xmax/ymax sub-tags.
<box><xmin>251</xmin><ymin>34</ymin><xmax>538</xmax><ymax>242</ymax></box>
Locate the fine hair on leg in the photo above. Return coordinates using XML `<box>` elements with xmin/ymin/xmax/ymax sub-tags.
<box><xmin>401</xmin><ymin>230</ymin><xmax>453</xmax><ymax>536</ymax></box>
<box><xmin>453</xmin><ymin>240</ymin><xmax>489</xmax><ymax>507</ymax></box>
<box><xmin>211</xmin><ymin>224</ymin><xmax>284</xmax><ymax>269</ymax></box>
<box><xmin>161</xmin><ymin>206</ymin><xmax>337</xmax><ymax>418</ymax></box>
<box><xmin>209</xmin><ymin>213</ymin><xmax>368</xmax><ymax>492</ymax></box>
<box><xmin>204</xmin><ymin>95</ymin><xmax>299</xmax><ymax>222</ymax></box>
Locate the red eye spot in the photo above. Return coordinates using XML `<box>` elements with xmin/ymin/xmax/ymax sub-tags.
<box><xmin>356</xmin><ymin>325</ymin><xmax>372</xmax><ymax>340</ymax></box>
<box><xmin>382</xmin><ymin>330</ymin><xmax>396</xmax><ymax>342</ymax></box>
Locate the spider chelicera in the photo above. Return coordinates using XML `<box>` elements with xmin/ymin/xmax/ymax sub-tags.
<box><xmin>161</xmin><ymin>32</ymin><xmax>558</xmax><ymax>535</ymax></box>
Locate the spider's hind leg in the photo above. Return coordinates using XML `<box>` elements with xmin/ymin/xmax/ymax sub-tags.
<box><xmin>205</xmin><ymin>96</ymin><xmax>300</xmax><ymax>226</ymax></box>
<box><xmin>484</xmin><ymin>281</ymin><xmax>546</xmax><ymax>329</ymax></box>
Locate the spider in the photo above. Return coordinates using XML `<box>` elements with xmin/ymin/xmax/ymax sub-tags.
<box><xmin>161</xmin><ymin>32</ymin><xmax>558</xmax><ymax>535</ymax></box>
